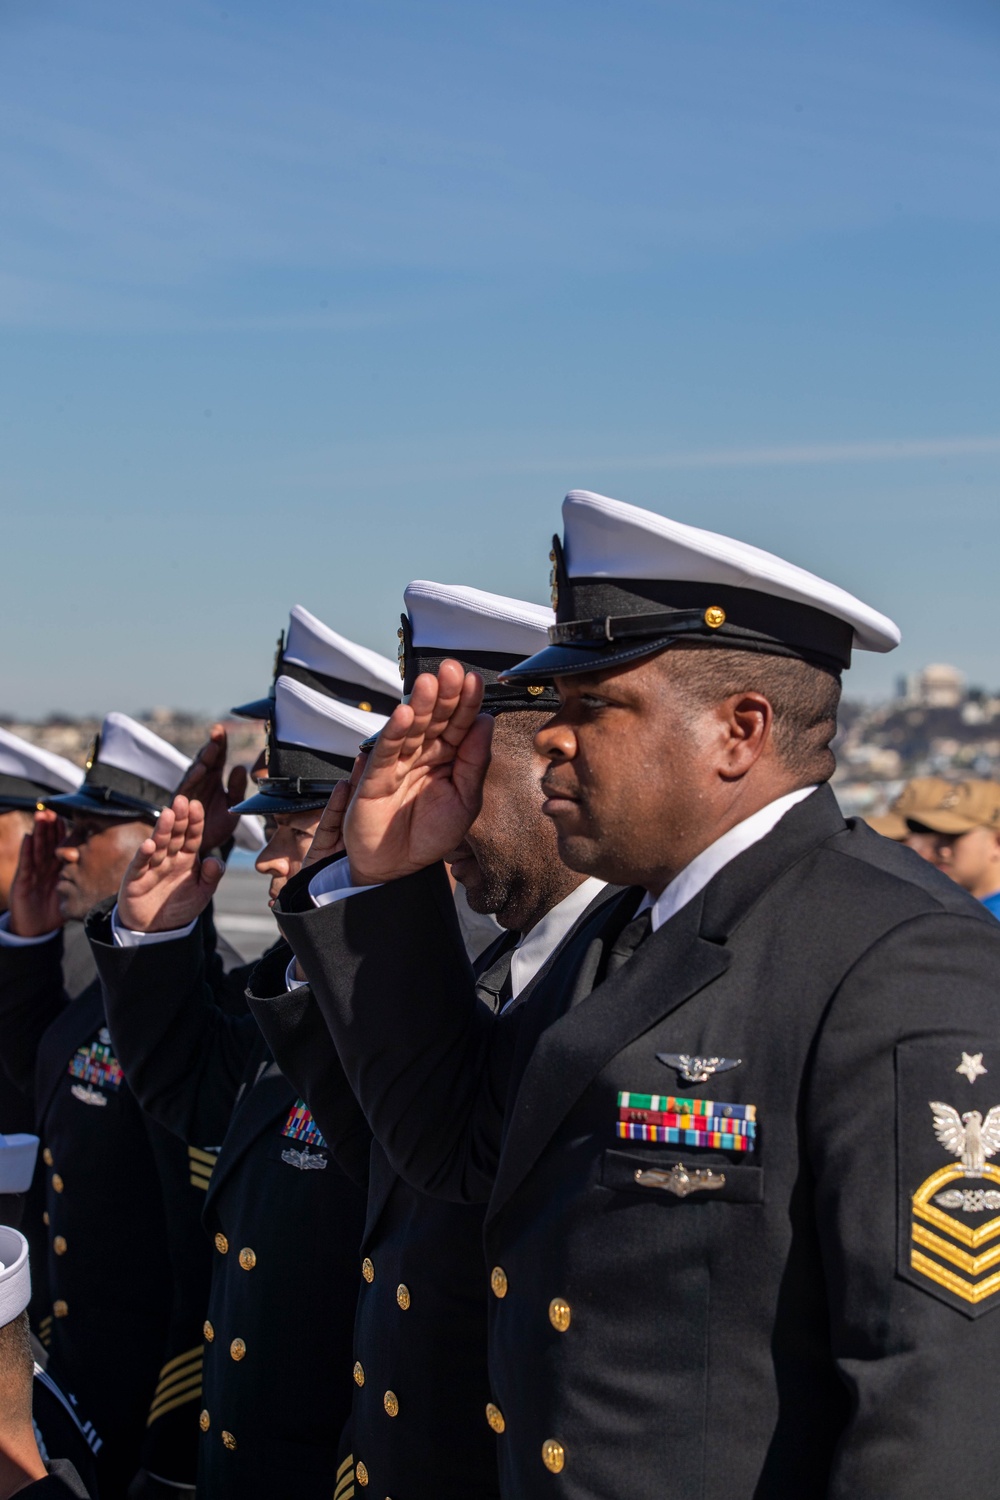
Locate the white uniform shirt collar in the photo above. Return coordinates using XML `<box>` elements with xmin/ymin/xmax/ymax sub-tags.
<box><xmin>638</xmin><ymin>785</ymin><xmax>817</xmax><ymax>933</ymax></box>
<box><xmin>507</xmin><ymin>877</ymin><xmax>607</xmax><ymax>1002</ymax></box>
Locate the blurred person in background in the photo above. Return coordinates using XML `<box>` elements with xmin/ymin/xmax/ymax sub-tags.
<box><xmin>902</xmin><ymin>779</ymin><xmax>1000</xmax><ymax>917</ymax></box>
<box><xmin>866</xmin><ymin>776</ymin><xmax>952</xmax><ymax>861</ymax></box>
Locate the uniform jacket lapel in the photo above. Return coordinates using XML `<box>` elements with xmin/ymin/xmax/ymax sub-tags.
<box><xmin>487</xmin><ymin>786</ymin><xmax>847</xmax><ymax>1223</ymax></box>
<box><xmin>204</xmin><ymin>1043</ymin><xmax>291</xmax><ymax>1210</ymax></box>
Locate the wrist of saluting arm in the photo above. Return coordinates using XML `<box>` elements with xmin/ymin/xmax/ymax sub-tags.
<box><xmin>307</xmin><ymin>855</ymin><xmax>381</xmax><ymax>909</ymax></box>
<box><xmin>110</xmin><ymin>905</ymin><xmax>199</xmax><ymax>949</ymax></box>
<box><xmin>0</xmin><ymin>912</ymin><xmax>59</xmax><ymax>946</ymax></box>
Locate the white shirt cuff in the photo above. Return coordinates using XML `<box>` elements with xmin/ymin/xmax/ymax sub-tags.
<box><xmin>307</xmin><ymin>856</ymin><xmax>380</xmax><ymax>908</ymax></box>
<box><xmin>284</xmin><ymin>955</ymin><xmax>309</xmax><ymax>991</ymax></box>
<box><xmin>0</xmin><ymin>912</ymin><xmax>59</xmax><ymax>947</ymax></box>
<box><xmin>111</xmin><ymin>905</ymin><xmax>199</xmax><ymax>949</ymax></box>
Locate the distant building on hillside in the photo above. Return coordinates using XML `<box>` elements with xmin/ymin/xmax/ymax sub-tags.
<box><xmin>906</xmin><ymin>663</ymin><xmax>965</xmax><ymax>710</ymax></box>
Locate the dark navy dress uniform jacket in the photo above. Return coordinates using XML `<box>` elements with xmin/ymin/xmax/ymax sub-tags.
<box><xmin>273</xmin><ymin>787</ymin><xmax>1000</xmax><ymax>1500</ymax></box>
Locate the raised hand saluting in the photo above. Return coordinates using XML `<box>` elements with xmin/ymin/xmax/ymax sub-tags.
<box><xmin>9</xmin><ymin>809</ymin><xmax>65</xmax><ymax>936</ymax></box>
<box><xmin>117</xmin><ymin>796</ymin><xmax>225</xmax><ymax>932</ymax></box>
<box><xmin>175</xmin><ymin>724</ymin><xmax>249</xmax><ymax>856</ymax></box>
<box><xmin>343</xmin><ymin>659</ymin><xmax>493</xmax><ymax>885</ymax></box>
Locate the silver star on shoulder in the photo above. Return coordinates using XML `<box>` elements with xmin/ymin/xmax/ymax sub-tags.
<box><xmin>957</xmin><ymin>1052</ymin><xmax>988</xmax><ymax>1085</ymax></box>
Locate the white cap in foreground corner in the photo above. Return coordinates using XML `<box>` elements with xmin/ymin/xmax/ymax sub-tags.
<box><xmin>502</xmin><ymin>489</ymin><xmax>901</xmax><ymax>685</ymax></box>
<box><xmin>399</xmin><ymin>581</ymin><xmax>561</xmax><ymax>712</ymax></box>
<box><xmin>0</xmin><ymin>728</ymin><xmax>82</xmax><ymax>811</ymax></box>
<box><xmin>0</xmin><ymin>1226</ymin><xmax>31</xmax><ymax>1329</ymax></box>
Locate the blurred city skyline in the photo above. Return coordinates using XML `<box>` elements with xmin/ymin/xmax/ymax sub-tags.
<box><xmin>2</xmin><ymin>0</ymin><xmax>999</xmax><ymax>714</ymax></box>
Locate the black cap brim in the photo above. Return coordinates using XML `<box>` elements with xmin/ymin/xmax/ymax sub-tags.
<box><xmin>500</xmin><ymin>637</ymin><xmax>674</xmax><ymax>685</ymax></box>
<box><xmin>229</xmin><ymin>787</ymin><xmax>328</xmax><ymax>816</ymax></box>
<box><xmin>230</xmin><ymin>695</ymin><xmax>274</xmax><ymax>721</ymax></box>
<box><xmin>0</xmin><ymin>793</ymin><xmax>51</xmax><ymax>813</ymax></box>
<box><xmin>47</xmin><ymin>787</ymin><xmax>159</xmax><ymax>820</ymax></box>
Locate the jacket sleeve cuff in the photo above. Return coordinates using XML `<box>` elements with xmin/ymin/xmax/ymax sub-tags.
<box><xmin>110</xmin><ymin>904</ymin><xmax>199</xmax><ymax>948</ymax></box>
<box><xmin>0</xmin><ymin>912</ymin><xmax>59</xmax><ymax>947</ymax></box>
<box><xmin>307</xmin><ymin>855</ymin><xmax>380</xmax><ymax>908</ymax></box>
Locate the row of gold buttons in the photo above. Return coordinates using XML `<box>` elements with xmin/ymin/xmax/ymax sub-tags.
<box><xmin>488</xmin><ymin>1269</ymin><xmax>568</xmax><ymax>1471</ymax></box>
<box><xmin>203</xmin><ymin>1321</ymin><xmax>246</xmax><ymax>1362</ymax></box>
<box><xmin>198</xmin><ymin>1411</ymin><xmax>236</xmax><ymax>1449</ymax></box>
<box><xmin>214</xmin><ymin>1233</ymin><xmax>256</xmax><ymax>1269</ymax></box>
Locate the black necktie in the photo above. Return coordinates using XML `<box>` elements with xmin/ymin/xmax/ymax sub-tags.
<box><xmin>474</xmin><ymin>932</ymin><xmax>519</xmax><ymax>1013</ymax></box>
<box><xmin>602</xmin><ymin>905</ymin><xmax>653</xmax><ymax>981</ymax></box>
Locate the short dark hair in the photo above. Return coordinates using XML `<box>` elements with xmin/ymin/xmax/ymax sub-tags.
<box><xmin>0</xmin><ymin>1311</ymin><xmax>34</xmax><ymax>1426</ymax></box>
<box><xmin>666</xmin><ymin>646</ymin><xmax>842</xmax><ymax>783</ymax></box>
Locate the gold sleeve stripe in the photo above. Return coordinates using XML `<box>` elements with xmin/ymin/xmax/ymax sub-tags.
<box><xmin>157</xmin><ymin>1346</ymin><xmax>204</xmax><ymax>1381</ymax></box>
<box><xmin>153</xmin><ymin>1357</ymin><xmax>203</xmax><ymax>1394</ymax></box>
<box><xmin>190</xmin><ymin>1174</ymin><xmax>210</xmax><ymax>1191</ymax></box>
<box><xmin>333</xmin><ymin>1476</ymin><xmax>355</xmax><ymax>1500</ymax></box>
<box><xmin>151</xmin><ymin>1365</ymin><xmax>204</xmax><ymax>1407</ymax></box>
<box><xmin>188</xmin><ymin>1146</ymin><xmax>218</xmax><ymax>1166</ymax></box>
<box><xmin>147</xmin><ymin>1379</ymin><xmax>204</xmax><ymax>1425</ymax></box>
<box><xmin>189</xmin><ymin>1162</ymin><xmax>214</xmax><ymax>1181</ymax></box>
<box><xmin>335</xmin><ymin>1455</ymin><xmax>353</xmax><ymax>1480</ymax></box>
<box><xmin>149</xmin><ymin>1369</ymin><xmax>203</xmax><ymax>1410</ymax></box>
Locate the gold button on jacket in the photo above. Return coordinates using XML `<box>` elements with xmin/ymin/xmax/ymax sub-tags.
<box><xmin>199</xmin><ymin>1409</ymin><xmax>210</xmax><ymax>1432</ymax></box>
<box><xmin>542</xmin><ymin>1439</ymin><xmax>565</xmax><ymax>1473</ymax></box>
<box><xmin>230</xmin><ymin>1338</ymin><xmax>246</xmax><ymax>1362</ymax></box>
<box><xmin>221</xmin><ymin>1430</ymin><xmax>237</xmax><ymax>1451</ymax></box>
<box><xmin>53</xmin><ymin>1236</ymin><xmax>67</xmax><ymax>1256</ymax></box>
<box><xmin>353</xmin><ymin>1361</ymin><xmax>365</xmax><ymax>1387</ymax></box>
<box><xmin>203</xmin><ymin>1320</ymin><xmax>214</xmax><ymax>1343</ymax></box>
<box><xmin>214</xmin><ymin>1232</ymin><xmax>229</xmax><ymax>1255</ymax></box>
<box><xmin>361</xmin><ymin>1257</ymin><xmax>375</xmax><ymax>1283</ymax></box>
<box><xmin>51</xmin><ymin>1174</ymin><xmax>64</xmax><ymax>1194</ymax></box>
<box><xmin>548</xmin><ymin>1297</ymin><xmax>571</xmax><ymax>1332</ymax></box>
<box><xmin>355</xmin><ymin>1459</ymin><xmax>369</xmax><ymax>1485</ymax></box>
<box><xmin>238</xmin><ymin>1247</ymin><xmax>256</xmax><ymax>1270</ymax></box>
<box><xmin>395</xmin><ymin>1282</ymin><xmax>410</xmax><ymax>1310</ymax></box>
<box><xmin>485</xmin><ymin>1402</ymin><xmax>506</xmax><ymax>1434</ymax></box>
<box><xmin>383</xmin><ymin>1389</ymin><xmax>399</xmax><ymax>1418</ymax></box>
<box><xmin>490</xmin><ymin>1266</ymin><xmax>508</xmax><ymax>1298</ymax></box>
<box><xmin>53</xmin><ymin>1300</ymin><xmax>68</xmax><ymax>1318</ymax></box>
<box><xmin>42</xmin><ymin>1148</ymin><xmax>53</xmax><ymax>1166</ymax></box>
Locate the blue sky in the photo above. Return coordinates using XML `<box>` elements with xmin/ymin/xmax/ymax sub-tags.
<box><xmin>1</xmin><ymin>0</ymin><xmax>998</xmax><ymax>715</ymax></box>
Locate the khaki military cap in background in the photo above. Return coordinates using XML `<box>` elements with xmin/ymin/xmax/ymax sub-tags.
<box><xmin>900</xmin><ymin>779</ymin><xmax>1000</xmax><ymax>836</ymax></box>
<box><xmin>866</xmin><ymin>777</ymin><xmax>955</xmax><ymax>840</ymax></box>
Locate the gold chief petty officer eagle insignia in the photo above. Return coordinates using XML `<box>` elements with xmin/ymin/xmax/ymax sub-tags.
<box><xmin>908</xmin><ymin>1052</ymin><xmax>1000</xmax><ymax>1313</ymax></box>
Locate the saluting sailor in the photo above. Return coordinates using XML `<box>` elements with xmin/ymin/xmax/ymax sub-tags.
<box><xmin>0</xmin><ymin>713</ymin><xmax>250</xmax><ymax>1499</ymax></box>
<box><xmin>0</xmin><ymin>730</ymin><xmax>97</xmax><ymax>1342</ymax></box>
<box><xmin>247</xmin><ymin>581</ymin><xmax>618</xmax><ymax>1500</ymax></box>
<box><xmin>87</xmin><ymin>625</ymin><xmax>398</xmax><ymax>1500</ymax></box>
<box><xmin>273</xmin><ymin>490</ymin><xmax>1000</xmax><ymax>1498</ymax></box>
